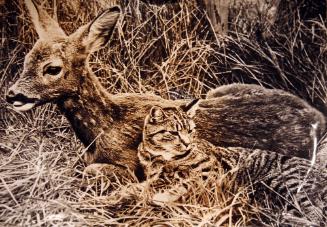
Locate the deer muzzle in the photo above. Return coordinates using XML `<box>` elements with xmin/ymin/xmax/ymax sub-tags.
<box><xmin>6</xmin><ymin>89</ymin><xmax>39</xmax><ymax>111</ymax></box>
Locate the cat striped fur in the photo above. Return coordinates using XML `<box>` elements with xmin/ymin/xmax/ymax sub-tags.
<box><xmin>139</xmin><ymin>100</ymin><xmax>326</xmax><ymax>225</ymax></box>
<box><xmin>214</xmin><ymin>147</ymin><xmax>326</xmax><ymax>225</ymax></box>
<box><xmin>138</xmin><ymin>100</ymin><xmax>220</xmax><ymax>188</ymax></box>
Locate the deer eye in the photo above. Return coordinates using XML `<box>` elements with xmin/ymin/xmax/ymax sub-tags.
<box><xmin>44</xmin><ymin>66</ymin><xmax>62</xmax><ymax>76</ymax></box>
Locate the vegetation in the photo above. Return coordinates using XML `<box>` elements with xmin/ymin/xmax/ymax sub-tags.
<box><xmin>0</xmin><ymin>0</ymin><xmax>326</xmax><ymax>225</ymax></box>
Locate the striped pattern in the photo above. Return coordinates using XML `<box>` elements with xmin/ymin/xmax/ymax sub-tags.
<box><xmin>139</xmin><ymin>105</ymin><xmax>326</xmax><ymax>224</ymax></box>
<box><xmin>211</xmin><ymin>146</ymin><xmax>327</xmax><ymax>224</ymax></box>
<box><xmin>138</xmin><ymin>107</ymin><xmax>219</xmax><ymax>186</ymax></box>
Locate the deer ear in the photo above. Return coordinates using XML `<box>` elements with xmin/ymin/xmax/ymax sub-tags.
<box><xmin>180</xmin><ymin>99</ymin><xmax>200</xmax><ymax>118</ymax></box>
<box><xmin>81</xmin><ymin>6</ymin><xmax>121</xmax><ymax>52</ymax></box>
<box><xmin>149</xmin><ymin>106</ymin><xmax>165</xmax><ymax>123</ymax></box>
<box><xmin>25</xmin><ymin>0</ymin><xmax>66</xmax><ymax>39</ymax></box>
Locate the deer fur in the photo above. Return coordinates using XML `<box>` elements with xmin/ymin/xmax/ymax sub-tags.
<box><xmin>6</xmin><ymin>0</ymin><xmax>326</xmax><ymax>179</ymax></box>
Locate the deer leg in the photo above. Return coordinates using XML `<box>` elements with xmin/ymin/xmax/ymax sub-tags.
<box><xmin>83</xmin><ymin>163</ymin><xmax>137</xmax><ymax>183</ymax></box>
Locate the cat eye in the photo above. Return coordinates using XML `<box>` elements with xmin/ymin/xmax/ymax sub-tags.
<box><xmin>44</xmin><ymin>66</ymin><xmax>62</xmax><ymax>76</ymax></box>
<box><xmin>156</xmin><ymin>130</ymin><xmax>167</xmax><ymax>134</ymax></box>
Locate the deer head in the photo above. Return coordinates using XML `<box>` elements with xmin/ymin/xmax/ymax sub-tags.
<box><xmin>6</xmin><ymin>0</ymin><xmax>120</xmax><ymax>111</ymax></box>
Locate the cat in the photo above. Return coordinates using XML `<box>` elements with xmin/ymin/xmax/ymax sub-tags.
<box><xmin>138</xmin><ymin>99</ymin><xmax>222</xmax><ymax>202</ymax></box>
<box><xmin>139</xmin><ymin>100</ymin><xmax>326</xmax><ymax>225</ymax></box>
<box><xmin>216</xmin><ymin>147</ymin><xmax>327</xmax><ymax>225</ymax></box>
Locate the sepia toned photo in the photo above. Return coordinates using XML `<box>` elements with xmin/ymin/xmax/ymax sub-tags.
<box><xmin>1</xmin><ymin>0</ymin><xmax>326</xmax><ymax>226</ymax></box>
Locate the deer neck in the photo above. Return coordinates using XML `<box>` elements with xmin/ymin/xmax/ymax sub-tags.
<box><xmin>57</xmin><ymin>70</ymin><xmax>118</xmax><ymax>151</ymax></box>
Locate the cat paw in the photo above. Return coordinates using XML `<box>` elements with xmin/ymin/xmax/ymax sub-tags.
<box><xmin>152</xmin><ymin>186</ymin><xmax>188</xmax><ymax>204</ymax></box>
<box><xmin>153</xmin><ymin>191</ymin><xmax>179</xmax><ymax>204</ymax></box>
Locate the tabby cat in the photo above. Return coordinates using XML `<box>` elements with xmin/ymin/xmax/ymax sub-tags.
<box><xmin>138</xmin><ymin>99</ymin><xmax>223</xmax><ymax>202</ymax></box>
<box><xmin>218</xmin><ymin>147</ymin><xmax>327</xmax><ymax>225</ymax></box>
<box><xmin>139</xmin><ymin>100</ymin><xmax>327</xmax><ymax>225</ymax></box>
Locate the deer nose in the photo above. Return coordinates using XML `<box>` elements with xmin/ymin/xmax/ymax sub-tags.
<box><xmin>6</xmin><ymin>89</ymin><xmax>20</xmax><ymax>104</ymax></box>
<box><xmin>7</xmin><ymin>89</ymin><xmax>16</xmax><ymax>97</ymax></box>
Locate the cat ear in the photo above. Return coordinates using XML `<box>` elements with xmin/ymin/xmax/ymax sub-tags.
<box><xmin>149</xmin><ymin>106</ymin><xmax>165</xmax><ymax>122</ymax></box>
<box><xmin>181</xmin><ymin>99</ymin><xmax>200</xmax><ymax>117</ymax></box>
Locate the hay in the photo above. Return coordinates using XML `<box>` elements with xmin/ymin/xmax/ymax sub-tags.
<box><xmin>0</xmin><ymin>0</ymin><xmax>326</xmax><ymax>225</ymax></box>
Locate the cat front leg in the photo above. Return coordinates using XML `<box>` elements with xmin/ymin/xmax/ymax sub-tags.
<box><xmin>152</xmin><ymin>184</ymin><xmax>188</xmax><ymax>204</ymax></box>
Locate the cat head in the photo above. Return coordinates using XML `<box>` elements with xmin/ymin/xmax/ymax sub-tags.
<box><xmin>141</xmin><ymin>99</ymin><xmax>200</xmax><ymax>160</ymax></box>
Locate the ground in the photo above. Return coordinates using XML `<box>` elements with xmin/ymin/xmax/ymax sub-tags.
<box><xmin>0</xmin><ymin>0</ymin><xmax>326</xmax><ymax>226</ymax></box>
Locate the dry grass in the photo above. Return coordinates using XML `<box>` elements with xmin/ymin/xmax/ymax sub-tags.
<box><xmin>0</xmin><ymin>107</ymin><xmax>257</xmax><ymax>226</ymax></box>
<box><xmin>1</xmin><ymin>0</ymin><xmax>326</xmax><ymax>226</ymax></box>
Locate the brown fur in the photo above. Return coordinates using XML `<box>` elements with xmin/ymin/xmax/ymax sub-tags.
<box><xmin>215</xmin><ymin>146</ymin><xmax>327</xmax><ymax>225</ymax></box>
<box><xmin>317</xmin><ymin>133</ymin><xmax>327</xmax><ymax>168</ymax></box>
<box><xmin>138</xmin><ymin>101</ymin><xmax>219</xmax><ymax>183</ymax></box>
<box><xmin>139</xmin><ymin>103</ymin><xmax>326</xmax><ymax>224</ymax></box>
<box><xmin>202</xmin><ymin>83</ymin><xmax>326</xmax><ymax>158</ymax></box>
<box><xmin>6</xmin><ymin>1</ymin><xmax>326</xmax><ymax>179</ymax></box>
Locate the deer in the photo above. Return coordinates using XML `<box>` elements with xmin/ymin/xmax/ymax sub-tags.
<box><xmin>5</xmin><ymin>0</ymin><xmax>326</xmax><ymax>181</ymax></box>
